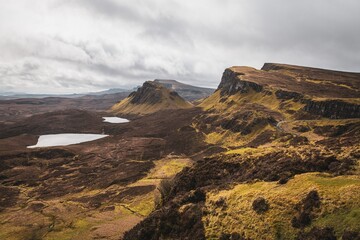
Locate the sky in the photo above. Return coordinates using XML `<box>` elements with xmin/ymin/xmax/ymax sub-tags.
<box><xmin>0</xmin><ymin>0</ymin><xmax>359</xmax><ymax>94</ymax></box>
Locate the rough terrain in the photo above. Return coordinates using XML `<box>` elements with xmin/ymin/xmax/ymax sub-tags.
<box><xmin>0</xmin><ymin>63</ymin><xmax>359</xmax><ymax>240</ymax></box>
<box><xmin>0</xmin><ymin>107</ymin><xmax>205</xmax><ymax>240</ymax></box>
<box><xmin>124</xmin><ymin>63</ymin><xmax>360</xmax><ymax>240</ymax></box>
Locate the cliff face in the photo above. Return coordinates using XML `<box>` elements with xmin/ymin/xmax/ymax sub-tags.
<box><xmin>213</xmin><ymin>64</ymin><xmax>360</xmax><ymax>119</ymax></box>
<box><xmin>303</xmin><ymin>99</ymin><xmax>360</xmax><ymax>119</ymax></box>
<box><xmin>218</xmin><ymin>63</ymin><xmax>360</xmax><ymax>98</ymax></box>
<box><xmin>129</xmin><ymin>81</ymin><xmax>166</xmax><ymax>105</ymax></box>
<box><xmin>218</xmin><ymin>68</ymin><xmax>263</xmax><ymax>96</ymax></box>
<box><xmin>111</xmin><ymin>81</ymin><xmax>193</xmax><ymax>115</ymax></box>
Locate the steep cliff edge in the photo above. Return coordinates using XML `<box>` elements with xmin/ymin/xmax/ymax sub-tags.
<box><xmin>218</xmin><ymin>63</ymin><xmax>359</xmax><ymax>98</ymax></box>
<box><xmin>111</xmin><ymin>81</ymin><xmax>193</xmax><ymax>115</ymax></box>
<box><xmin>203</xmin><ymin>64</ymin><xmax>360</xmax><ymax>119</ymax></box>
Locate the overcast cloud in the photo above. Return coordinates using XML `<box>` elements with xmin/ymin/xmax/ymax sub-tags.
<box><xmin>0</xmin><ymin>0</ymin><xmax>359</xmax><ymax>93</ymax></box>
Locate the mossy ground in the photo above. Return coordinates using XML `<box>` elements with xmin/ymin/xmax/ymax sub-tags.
<box><xmin>203</xmin><ymin>173</ymin><xmax>360</xmax><ymax>239</ymax></box>
<box><xmin>0</xmin><ymin>155</ymin><xmax>192</xmax><ymax>240</ymax></box>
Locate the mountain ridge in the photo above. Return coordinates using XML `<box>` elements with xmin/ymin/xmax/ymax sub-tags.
<box><xmin>219</xmin><ymin>64</ymin><xmax>359</xmax><ymax>99</ymax></box>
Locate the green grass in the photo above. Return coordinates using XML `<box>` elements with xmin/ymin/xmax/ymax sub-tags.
<box><xmin>127</xmin><ymin>192</ymin><xmax>155</xmax><ymax>216</ymax></box>
<box><xmin>312</xmin><ymin>175</ymin><xmax>360</xmax><ymax>187</ymax></box>
<box><xmin>44</xmin><ymin>218</ymin><xmax>92</xmax><ymax>240</ymax></box>
<box><xmin>203</xmin><ymin>173</ymin><xmax>360</xmax><ymax>239</ymax></box>
<box><xmin>314</xmin><ymin>208</ymin><xmax>360</xmax><ymax>236</ymax></box>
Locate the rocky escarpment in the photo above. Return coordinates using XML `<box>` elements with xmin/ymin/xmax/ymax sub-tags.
<box><xmin>302</xmin><ymin>99</ymin><xmax>360</xmax><ymax>119</ymax></box>
<box><xmin>220</xmin><ymin>64</ymin><xmax>360</xmax><ymax>98</ymax></box>
<box><xmin>218</xmin><ymin>68</ymin><xmax>263</xmax><ymax>96</ymax></box>
<box><xmin>274</xmin><ymin>89</ymin><xmax>360</xmax><ymax>119</ymax></box>
<box><xmin>215</xmin><ymin>65</ymin><xmax>360</xmax><ymax>119</ymax></box>
<box><xmin>111</xmin><ymin>81</ymin><xmax>193</xmax><ymax>115</ymax></box>
<box><xmin>195</xmin><ymin>64</ymin><xmax>360</xmax><ymax>152</ymax></box>
<box><xmin>129</xmin><ymin>81</ymin><xmax>164</xmax><ymax>105</ymax></box>
<box><xmin>275</xmin><ymin>89</ymin><xmax>303</xmax><ymax>100</ymax></box>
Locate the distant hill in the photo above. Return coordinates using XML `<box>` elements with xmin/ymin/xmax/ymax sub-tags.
<box><xmin>83</xmin><ymin>88</ymin><xmax>129</xmax><ymax>96</ymax></box>
<box><xmin>0</xmin><ymin>88</ymin><xmax>129</xmax><ymax>100</ymax></box>
<box><xmin>111</xmin><ymin>81</ymin><xmax>193</xmax><ymax>115</ymax></box>
<box><xmin>153</xmin><ymin>79</ymin><xmax>215</xmax><ymax>101</ymax></box>
<box><xmin>0</xmin><ymin>92</ymin><xmax>131</xmax><ymax>123</ymax></box>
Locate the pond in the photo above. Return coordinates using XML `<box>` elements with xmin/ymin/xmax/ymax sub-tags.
<box><xmin>102</xmin><ymin>117</ymin><xmax>129</xmax><ymax>123</ymax></box>
<box><xmin>27</xmin><ymin>133</ymin><xmax>108</xmax><ymax>148</ymax></box>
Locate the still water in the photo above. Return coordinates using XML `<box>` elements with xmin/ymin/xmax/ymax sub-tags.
<box><xmin>102</xmin><ymin>117</ymin><xmax>129</xmax><ymax>123</ymax></box>
<box><xmin>27</xmin><ymin>133</ymin><xmax>108</xmax><ymax>148</ymax></box>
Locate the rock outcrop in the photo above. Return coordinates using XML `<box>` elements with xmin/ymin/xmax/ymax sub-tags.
<box><xmin>218</xmin><ymin>68</ymin><xmax>263</xmax><ymax>96</ymax></box>
<box><xmin>303</xmin><ymin>99</ymin><xmax>360</xmax><ymax>119</ymax></box>
<box><xmin>111</xmin><ymin>81</ymin><xmax>193</xmax><ymax>115</ymax></box>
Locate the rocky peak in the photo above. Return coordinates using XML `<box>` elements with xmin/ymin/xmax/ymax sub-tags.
<box><xmin>129</xmin><ymin>81</ymin><xmax>165</xmax><ymax>105</ymax></box>
<box><xmin>217</xmin><ymin>67</ymin><xmax>263</xmax><ymax>96</ymax></box>
<box><xmin>111</xmin><ymin>81</ymin><xmax>192</xmax><ymax>115</ymax></box>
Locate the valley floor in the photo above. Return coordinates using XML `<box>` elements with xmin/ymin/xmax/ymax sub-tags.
<box><xmin>0</xmin><ymin>108</ymin><xmax>204</xmax><ymax>240</ymax></box>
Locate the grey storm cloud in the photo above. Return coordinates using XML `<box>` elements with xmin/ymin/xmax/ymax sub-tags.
<box><xmin>0</xmin><ymin>0</ymin><xmax>359</xmax><ymax>94</ymax></box>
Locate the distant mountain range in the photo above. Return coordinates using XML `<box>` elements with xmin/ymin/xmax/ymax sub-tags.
<box><xmin>0</xmin><ymin>88</ymin><xmax>129</xmax><ymax>100</ymax></box>
<box><xmin>0</xmin><ymin>80</ymin><xmax>215</xmax><ymax>101</ymax></box>
<box><xmin>0</xmin><ymin>80</ymin><xmax>215</xmax><ymax>121</ymax></box>
<box><xmin>154</xmin><ymin>79</ymin><xmax>215</xmax><ymax>101</ymax></box>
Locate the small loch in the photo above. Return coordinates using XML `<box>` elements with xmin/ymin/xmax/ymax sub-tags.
<box><xmin>102</xmin><ymin>117</ymin><xmax>129</xmax><ymax>123</ymax></box>
<box><xmin>27</xmin><ymin>133</ymin><xmax>108</xmax><ymax>148</ymax></box>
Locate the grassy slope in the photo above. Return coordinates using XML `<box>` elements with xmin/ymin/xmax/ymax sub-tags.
<box><xmin>204</xmin><ymin>173</ymin><xmax>360</xmax><ymax>239</ymax></box>
<box><xmin>198</xmin><ymin>89</ymin><xmax>304</xmax><ymax>147</ymax></box>
<box><xmin>196</xmin><ymin>69</ymin><xmax>360</xmax><ymax>239</ymax></box>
